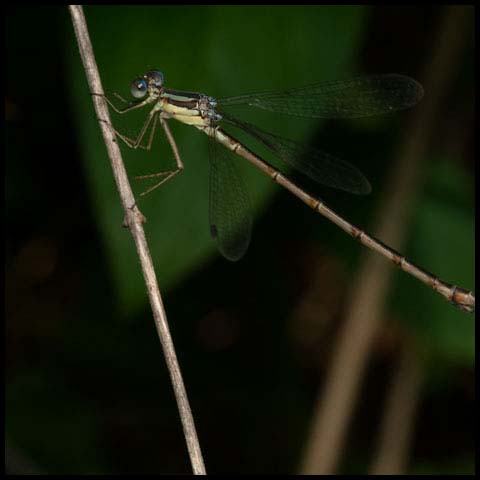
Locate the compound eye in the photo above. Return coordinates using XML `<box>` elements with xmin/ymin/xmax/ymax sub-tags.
<box><xmin>130</xmin><ymin>78</ymin><xmax>148</xmax><ymax>99</ymax></box>
<box><xmin>147</xmin><ymin>70</ymin><xmax>164</xmax><ymax>88</ymax></box>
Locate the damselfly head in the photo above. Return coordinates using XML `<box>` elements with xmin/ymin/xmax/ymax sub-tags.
<box><xmin>130</xmin><ymin>77</ymin><xmax>148</xmax><ymax>99</ymax></box>
<box><xmin>130</xmin><ymin>70</ymin><xmax>164</xmax><ymax>99</ymax></box>
<box><xmin>146</xmin><ymin>70</ymin><xmax>164</xmax><ymax>88</ymax></box>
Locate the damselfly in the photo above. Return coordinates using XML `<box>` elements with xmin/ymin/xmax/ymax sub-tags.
<box><xmin>99</xmin><ymin>70</ymin><xmax>475</xmax><ymax>313</ymax></box>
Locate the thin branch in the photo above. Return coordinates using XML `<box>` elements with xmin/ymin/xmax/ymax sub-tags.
<box><xmin>68</xmin><ymin>5</ymin><xmax>206</xmax><ymax>475</ymax></box>
<box><xmin>299</xmin><ymin>6</ymin><xmax>472</xmax><ymax>474</ymax></box>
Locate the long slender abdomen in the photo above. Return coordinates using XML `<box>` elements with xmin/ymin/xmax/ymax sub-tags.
<box><xmin>203</xmin><ymin>126</ymin><xmax>475</xmax><ymax>313</ymax></box>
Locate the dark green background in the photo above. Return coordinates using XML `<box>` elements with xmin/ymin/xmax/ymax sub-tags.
<box><xmin>6</xmin><ymin>6</ymin><xmax>474</xmax><ymax>474</ymax></box>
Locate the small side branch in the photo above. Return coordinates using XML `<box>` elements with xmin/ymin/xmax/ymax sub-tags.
<box><xmin>68</xmin><ymin>5</ymin><xmax>206</xmax><ymax>475</ymax></box>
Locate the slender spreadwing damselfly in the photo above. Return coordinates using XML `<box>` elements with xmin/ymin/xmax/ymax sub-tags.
<box><xmin>98</xmin><ymin>70</ymin><xmax>475</xmax><ymax>313</ymax></box>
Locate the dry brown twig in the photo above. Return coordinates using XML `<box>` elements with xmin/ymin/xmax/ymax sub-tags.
<box><xmin>68</xmin><ymin>5</ymin><xmax>206</xmax><ymax>475</ymax></box>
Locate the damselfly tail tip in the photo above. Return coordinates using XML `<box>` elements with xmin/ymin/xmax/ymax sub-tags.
<box><xmin>451</xmin><ymin>287</ymin><xmax>475</xmax><ymax>314</ymax></box>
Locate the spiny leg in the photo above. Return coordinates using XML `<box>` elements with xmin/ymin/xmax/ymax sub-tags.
<box><xmin>142</xmin><ymin>112</ymin><xmax>159</xmax><ymax>151</ymax></box>
<box><xmin>92</xmin><ymin>88</ymin><xmax>158</xmax><ymax>150</ymax></box>
<box><xmin>95</xmin><ymin>91</ymin><xmax>184</xmax><ymax>195</ymax></box>
<box><xmin>115</xmin><ymin>111</ymin><xmax>160</xmax><ymax>151</ymax></box>
<box><xmin>160</xmin><ymin>117</ymin><xmax>183</xmax><ymax>169</ymax></box>
<box><xmin>112</xmin><ymin>92</ymin><xmax>129</xmax><ymax>106</ymax></box>
<box><xmin>135</xmin><ymin>117</ymin><xmax>184</xmax><ymax>196</ymax></box>
<box><xmin>91</xmin><ymin>91</ymin><xmax>151</xmax><ymax>114</ymax></box>
<box><xmin>120</xmin><ymin>111</ymin><xmax>157</xmax><ymax>149</ymax></box>
<box><xmin>100</xmin><ymin>111</ymin><xmax>156</xmax><ymax>150</ymax></box>
<box><xmin>100</xmin><ymin>109</ymin><xmax>181</xmax><ymax>194</ymax></box>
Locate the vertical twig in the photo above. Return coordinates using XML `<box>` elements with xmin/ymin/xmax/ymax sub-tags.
<box><xmin>369</xmin><ymin>341</ymin><xmax>425</xmax><ymax>474</ymax></box>
<box><xmin>68</xmin><ymin>5</ymin><xmax>206</xmax><ymax>475</ymax></box>
<box><xmin>299</xmin><ymin>6</ymin><xmax>471</xmax><ymax>474</ymax></box>
<box><xmin>370</xmin><ymin>39</ymin><xmax>474</xmax><ymax>473</ymax></box>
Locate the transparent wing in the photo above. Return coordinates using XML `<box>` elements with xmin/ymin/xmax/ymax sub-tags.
<box><xmin>209</xmin><ymin>134</ymin><xmax>252</xmax><ymax>261</ymax></box>
<box><xmin>220</xmin><ymin>112</ymin><xmax>371</xmax><ymax>195</ymax></box>
<box><xmin>217</xmin><ymin>74</ymin><xmax>424</xmax><ymax>119</ymax></box>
